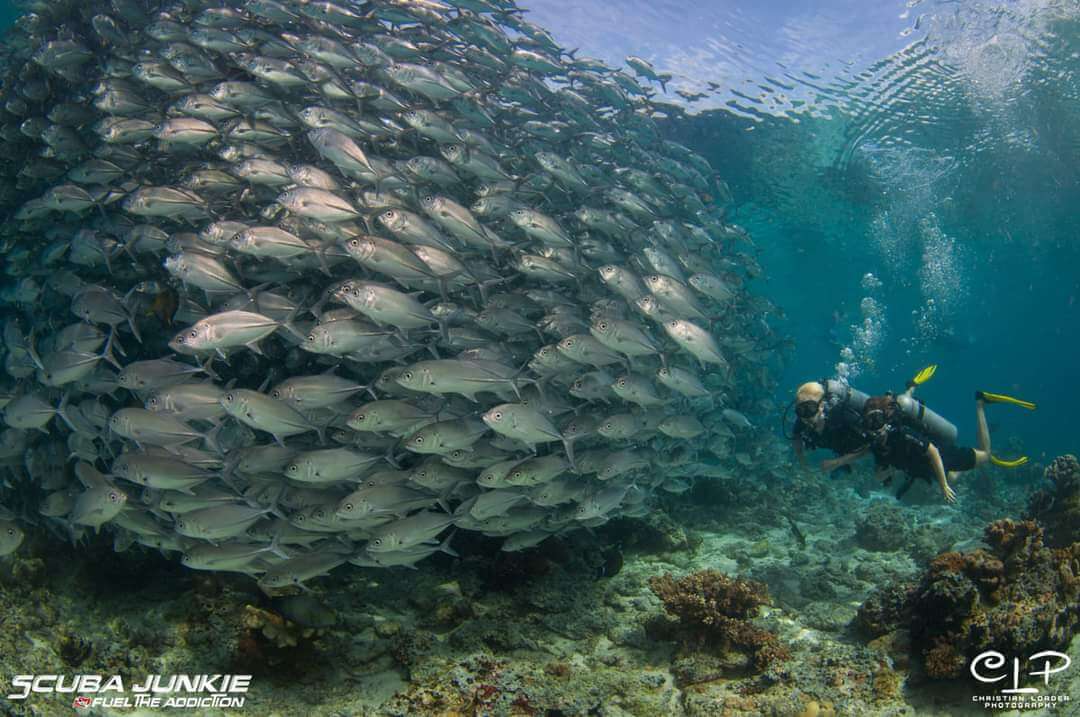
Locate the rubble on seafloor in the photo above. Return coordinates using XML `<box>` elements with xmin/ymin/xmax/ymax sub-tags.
<box><xmin>0</xmin><ymin>450</ymin><xmax>1075</xmax><ymax>716</ymax></box>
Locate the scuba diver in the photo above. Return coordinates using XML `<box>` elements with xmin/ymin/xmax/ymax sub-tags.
<box><xmin>789</xmin><ymin>378</ymin><xmax>870</xmax><ymax>473</ymax></box>
<box><xmin>829</xmin><ymin>374</ymin><xmax>1036</xmax><ymax>503</ymax></box>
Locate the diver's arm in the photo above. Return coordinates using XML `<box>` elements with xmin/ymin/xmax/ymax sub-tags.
<box><xmin>821</xmin><ymin>445</ymin><xmax>869</xmax><ymax>472</ymax></box>
<box><xmin>793</xmin><ymin>437</ymin><xmax>807</xmax><ymax>468</ymax></box>
<box><xmin>927</xmin><ymin>443</ymin><xmax>956</xmax><ymax>503</ymax></box>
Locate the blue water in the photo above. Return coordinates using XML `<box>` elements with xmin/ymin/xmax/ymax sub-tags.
<box><xmin>526</xmin><ymin>0</ymin><xmax>1080</xmax><ymax>461</ymax></box>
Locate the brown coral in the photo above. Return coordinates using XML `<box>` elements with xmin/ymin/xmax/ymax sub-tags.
<box><xmin>648</xmin><ymin>570</ymin><xmax>789</xmax><ymax>672</ymax></box>
<box><xmin>232</xmin><ymin>605</ymin><xmax>320</xmax><ymax>674</ymax></box>
<box><xmin>906</xmin><ymin>519</ymin><xmax>1080</xmax><ymax>679</ymax></box>
<box><xmin>1025</xmin><ymin>454</ymin><xmax>1080</xmax><ymax>548</ymax></box>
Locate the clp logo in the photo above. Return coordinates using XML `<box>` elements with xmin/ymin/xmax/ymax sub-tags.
<box><xmin>72</xmin><ymin>696</ymin><xmax>92</xmax><ymax>709</ymax></box>
<box><xmin>971</xmin><ymin>650</ymin><xmax>1071</xmax><ymax>694</ymax></box>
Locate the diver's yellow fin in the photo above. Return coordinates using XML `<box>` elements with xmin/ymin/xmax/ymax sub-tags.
<box><xmin>991</xmin><ymin>455</ymin><xmax>1029</xmax><ymax>468</ymax></box>
<box><xmin>976</xmin><ymin>391</ymin><xmax>1037</xmax><ymax>410</ymax></box>
<box><xmin>911</xmin><ymin>364</ymin><xmax>937</xmax><ymax>386</ymax></box>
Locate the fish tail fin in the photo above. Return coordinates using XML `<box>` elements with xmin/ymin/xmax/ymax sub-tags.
<box><xmin>267</xmin><ymin>530</ymin><xmax>291</xmax><ymax>560</ymax></box>
<box><xmin>199</xmin><ymin>354</ymin><xmax>220</xmax><ymax>381</ymax></box>
<box><xmin>314</xmin><ymin>243</ymin><xmax>333</xmax><ymax>277</ymax></box>
<box><xmin>383</xmin><ymin>445</ymin><xmax>402</xmax><ymax>470</ymax></box>
<box><xmin>438</xmin><ymin>529</ymin><xmax>459</xmax><ymax>558</ymax></box>
<box><xmin>126</xmin><ymin>312</ymin><xmax>143</xmax><ymax>344</ymax></box>
<box><xmin>55</xmin><ymin>392</ymin><xmax>77</xmax><ymax>432</ymax></box>
<box><xmin>100</xmin><ymin>327</ymin><xmax>122</xmax><ymax>370</ymax></box>
<box><xmin>562</xmin><ymin>437</ymin><xmax>577</xmax><ymax>472</ymax></box>
<box><xmin>25</xmin><ymin>331</ymin><xmax>45</xmax><ymax>371</ymax></box>
<box><xmin>278</xmin><ymin>305</ymin><xmax>307</xmax><ymax>343</ymax></box>
<box><xmin>203</xmin><ymin>422</ymin><xmax>223</xmax><ymax>456</ymax></box>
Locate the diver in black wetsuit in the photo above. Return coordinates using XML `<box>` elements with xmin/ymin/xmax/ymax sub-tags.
<box><xmin>790</xmin><ymin>380</ymin><xmax>867</xmax><ymax>473</ymax></box>
<box><xmin>835</xmin><ymin>390</ymin><xmax>1036</xmax><ymax>503</ymax></box>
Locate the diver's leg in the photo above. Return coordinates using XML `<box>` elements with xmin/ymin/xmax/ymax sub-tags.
<box><xmin>976</xmin><ymin>397</ymin><xmax>990</xmax><ymax>454</ymax></box>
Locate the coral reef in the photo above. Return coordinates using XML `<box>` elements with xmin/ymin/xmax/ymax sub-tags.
<box><xmin>2</xmin><ymin>437</ymin><xmax>1068</xmax><ymax>715</ymax></box>
<box><xmin>854</xmin><ymin>502</ymin><xmax>913</xmax><ymax>552</ymax></box>
<box><xmin>855</xmin><ymin>581</ymin><xmax>917</xmax><ymax>639</ymax></box>
<box><xmin>862</xmin><ymin>518</ymin><xmax>1080</xmax><ymax>679</ymax></box>
<box><xmin>242</xmin><ymin>604</ymin><xmax>319</xmax><ymax>649</ymax></box>
<box><xmin>1025</xmin><ymin>453</ymin><xmax>1080</xmax><ymax>548</ymax></box>
<box><xmin>648</xmin><ymin>569</ymin><xmax>790</xmax><ymax>673</ymax></box>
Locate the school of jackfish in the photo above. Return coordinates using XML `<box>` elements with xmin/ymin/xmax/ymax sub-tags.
<box><xmin>0</xmin><ymin>0</ymin><xmax>777</xmax><ymax>591</ymax></box>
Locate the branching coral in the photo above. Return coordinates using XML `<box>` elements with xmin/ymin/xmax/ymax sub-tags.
<box><xmin>648</xmin><ymin>570</ymin><xmax>789</xmax><ymax>672</ymax></box>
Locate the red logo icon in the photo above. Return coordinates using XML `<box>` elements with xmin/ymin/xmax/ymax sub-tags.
<box><xmin>72</xmin><ymin>696</ymin><xmax>92</xmax><ymax>709</ymax></box>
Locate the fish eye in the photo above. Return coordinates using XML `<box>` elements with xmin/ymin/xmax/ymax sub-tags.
<box><xmin>565</xmin><ymin>339</ymin><xmax>574</xmax><ymax>346</ymax></box>
<box><xmin>512</xmin><ymin>471</ymin><xmax>523</xmax><ymax>479</ymax></box>
<box><xmin>373</xmin><ymin>538</ymin><xmax>382</xmax><ymax>545</ymax></box>
<box><xmin>658</xmin><ymin>368</ymin><xmax>669</xmax><ymax>376</ymax></box>
<box><xmin>402</xmin><ymin>371</ymin><xmax>412</xmax><ymax>380</ymax></box>
<box><xmin>177</xmin><ymin>520</ymin><xmax>185</xmax><ymax>528</ymax></box>
<box><xmin>271</xmin><ymin>390</ymin><xmax>281</xmax><ymax>399</ymax></box>
<box><xmin>224</xmin><ymin>393</ymin><xmax>234</xmax><ymax>401</ymax></box>
<box><xmin>343</xmin><ymin>502</ymin><xmax>353</xmax><ymax>512</ymax></box>
<box><xmin>492</xmin><ymin>411</ymin><xmax>502</xmax><ymax>420</ymax></box>
<box><xmin>306</xmin><ymin>334</ymin><xmax>315</xmax><ymax>342</ymax></box>
<box><xmin>288</xmin><ymin>465</ymin><xmax>297</xmax><ymax>473</ymax></box>
<box><xmin>599</xmin><ymin>322</ymin><xmax>607</xmax><ymax>330</ymax></box>
<box><xmin>349</xmin><ymin>238</ymin><xmax>359</xmax><ymax>247</ymax></box>
<box><xmin>6</xmin><ymin>528</ymin><xmax>13</xmax><ymax>536</ymax></box>
<box><xmin>414</xmin><ymin>436</ymin><xmax>424</xmax><ymax>444</ymax></box>
<box><xmin>617</xmin><ymin>379</ymin><xmax>626</xmax><ymax>387</ymax></box>
<box><xmin>295</xmin><ymin>514</ymin><xmax>305</xmax><ymax>522</ymax></box>
<box><xmin>109</xmin><ymin>491</ymin><xmax>119</xmax><ymax>502</ymax></box>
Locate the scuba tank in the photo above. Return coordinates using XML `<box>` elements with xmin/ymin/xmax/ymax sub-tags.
<box><xmin>823</xmin><ymin>378</ymin><xmax>958</xmax><ymax>445</ymax></box>
<box><xmin>822</xmin><ymin>379</ymin><xmax>869</xmax><ymax>414</ymax></box>
<box><xmin>787</xmin><ymin>377</ymin><xmax>958</xmax><ymax>447</ymax></box>
<box><xmin>894</xmin><ymin>393</ymin><xmax>958</xmax><ymax>445</ymax></box>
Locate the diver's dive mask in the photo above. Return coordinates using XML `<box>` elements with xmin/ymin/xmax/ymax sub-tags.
<box><xmin>863</xmin><ymin>409</ymin><xmax>888</xmax><ymax>432</ymax></box>
<box><xmin>795</xmin><ymin>399</ymin><xmax>821</xmax><ymax>421</ymax></box>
